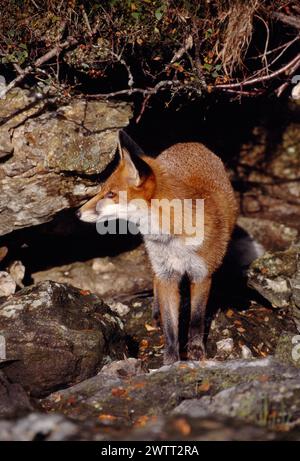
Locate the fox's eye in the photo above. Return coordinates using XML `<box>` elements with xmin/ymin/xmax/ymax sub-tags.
<box><xmin>105</xmin><ymin>191</ymin><xmax>116</xmax><ymax>199</ymax></box>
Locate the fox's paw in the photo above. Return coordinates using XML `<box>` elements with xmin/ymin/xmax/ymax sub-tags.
<box><xmin>152</xmin><ymin>310</ymin><xmax>161</xmax><ymax>328</ymax></box>
<box><xmin>187</xmin><ymin>337</ymin><xmax>206</xmax><ymax>361</ymax></box>
<box><xmin>152</xmin><ymin>302</ymin><xmax>161</xmax><ymax>328</ymax></box>
<box><xmin>163</xmin><ymin>348</ymin><xmax>179</xmax><ymax>365</ymax></box>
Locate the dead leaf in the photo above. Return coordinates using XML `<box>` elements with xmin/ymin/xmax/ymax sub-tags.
<box><xmin>111</xmin><ymin>387</ymin><xmax>128</xmax><ymax>398</ymax></box>
<box><xmin>198</xmin><ymin>380</ymin><xmax>211</xmax><ymax>392</ymax></box>
<box><xmin>140</xmin><ymin>339</ymin><xmax>149</xmax><ymax>349</ymax></box>
<box><xmin>145</xmin><ymin>323</ymin><xmax>157</xmax><ymax>332</ymax></box>
<box><xmin>134</xmin><ymin>415</ymin><xmax>149</xmax><ymax>427</ymax></box>
<box><xmin>98</xmin><ymin>414</ymin><xmax>117</xmax><ymax>422</ymax></box>
<box><xmin>173</xmin><ymin>417</ymin><xmax>191</xmax><ymax>436</ymax></box>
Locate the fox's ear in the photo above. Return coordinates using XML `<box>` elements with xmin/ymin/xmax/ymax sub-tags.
<box><xmin>118</xmin><ymin>145</ymin><xmax>151</xmax><ymax>187</ymax></box>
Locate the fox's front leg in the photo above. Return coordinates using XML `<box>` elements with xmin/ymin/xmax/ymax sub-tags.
<box><xmin>152</xmin><ymin>276</ymin><xmax>161</xmax><ymax>327</ymax></box>
<box><xmin>156</xmin><ymin>277</ymin><xmax>180</xmax><ymax>364</ymax></box>
<box><xmin>187</xmin><ymin>277</ymin><xmax>212</xmax><ymax>361</ymax></box>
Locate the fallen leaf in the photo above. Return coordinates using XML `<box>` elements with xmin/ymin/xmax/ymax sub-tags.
<box><xmin>145</xmin><ymin>323</ymin><xmax>157</xmax><ymax>332</ymax></box>
<box><xmin>98</xmin><ymin>414</ymin><xmax>117</xmax><ymax>422</ymax></box>
<box><xmin>173</xmin><ymin>417</ymin><xmax>191</xmax><ymax>436</ymax></box>
<box><xmin>140</xmin><ymin>339</ymin><xmax>149</xmax><ymax>349</ymax></box>
<box><xmin>131</xmin><ymin>381</ymin><xmax>146</xmax><ymax>390</ymax></box>
<box><xmin>111</xmin><ymin>387</ymin><xmax>128</xmax><ymax>397</ymax></box>
<box><xmin>226</xmin><ymin>309</ymin><xmax>234</xmax><ymax>318</ymax></box>
<box><xmin>134</xmin><ymin>415</ymin><xmax>149</xmax><ymax>427</ymax></box>
<box><xmin>198</xmin><ymin>380</ymin><xmax>211</xmax><ymax>392</ymax></box>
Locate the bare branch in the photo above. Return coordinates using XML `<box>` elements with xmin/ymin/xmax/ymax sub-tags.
<box><xmin>85</xmin><ymin>79</ymin><xmax>182</xmax><ymax>99</ymax></box>
<box><xmin>214</xmin><ymin>52</ymin><xmax>300</xmax><ymax>90</ymax></box>
<box><xmin>273</xmin><ymin>12</ymin><xmax>300</xmax><ymax>30</ymax></box>
<box><xmin>170</xmin><ymin>35</ymin><xmax>193</xmax><ymax>64</ymax></box>
<box><xmin>80</xmin><ymin>4</ymin><xmax>93</xmax><ymax>37</ymax></box>
<box><xmin>1</xmin><ymin>36</ymin><xmax>78</xmax><ymax>98</ymax></box>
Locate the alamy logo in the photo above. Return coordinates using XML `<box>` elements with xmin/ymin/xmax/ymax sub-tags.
<box><xmin>0</xmin><ymin>335</ymin><xmax>6</xmax><ymax>360</ymax></box>
<box><xmin>95</xmin><ymin>192</ymin><xmax>205</xmax><ymax>245</ymax></box>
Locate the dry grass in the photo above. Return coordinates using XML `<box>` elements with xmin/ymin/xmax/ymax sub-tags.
<box><xmin>216</xmin><ymin>0</ymin><xmax>260</xmax><ymax>75</ymax></box>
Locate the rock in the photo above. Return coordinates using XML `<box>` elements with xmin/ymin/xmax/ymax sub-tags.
<box><xmin>99</xmin><ymin>358</ymin><xmax>147</xmax><ymax>378</ymax></box>
<box><xmin>42</xmin><ymin>357</ymin><xmax>300</xmax><ymax>431</ymax></box>
<box><xmin>0</xmin><ymin>88</ymin><xmax>132</xmax><ymax>236</ymax></box>
<box><xmin>0</xmin><ymin>272</ymin><xmax>16</xmax><ymax>297</ymax></box>
<box><xmin>247</xmin><ymin>243</ymin><xmax>300</xmax><ymax>323</ymax></box>
<box><xmin>115</xmin><ymin>414</ymin><xmax>275</xmax><ymax>441</ymax></box>
<box><xmin>107</xmin><ymin>301</ymin><xmax>130</xmax><ymax>317</ymax></box>
<box><xmin>32</xmin><ymin>246</ymin><xmax>152</xmax><ymax>300</ymax></box>
<box><xmin>0</xmin><ymin>411</ymin><xmax>275</xmax><ymax>441</ymax></box>
<box><xmin>275</xmin><ymin>331</ymin><xmax>300</xmax><ymax>368</ymax></box>
<box><xmin>0</xmin><ymin>413</ymin><xmax>78</xmax><ymax>441</ymax></box>
<box><xmin>0</xmin><ymin>281</ymin><xmax>126</xmax><ymax>396</ymax></box>
<box><xmin>0</xmin><ymin>370</ymin><xmax>32</xmax><ymax>418</ymax></box>
<box><xmin>0</xmin><ymin>75</ymin><xmax>6</xmax><ymax>99</ymax></box>
<box><xmin>240</xmin><ymin>344</ymin><xmax>253</xmax><ymax>359</ymax></box>
<box><xmin>237</xmin><ymin>217</ymin><xmax>298</xmax><ymax>252</ymax></box>
<box><xmin>237</xmin><ymin>108</ymin><xmax>300</xmax><ymax>230</ymax></box>
<box><xmin>215</xmin><ymin>338</ymin><xmax>234</xmax><ymax>359</ymax></box>
<box><xmin>173</xmin><ymin>377</ymin><xmax>300</xmax><ymax>430</ymax></box>
<box><xmin>8</xmin><ymin>260</ymin><xmax>25</xmax><ymax>288</ymax></box>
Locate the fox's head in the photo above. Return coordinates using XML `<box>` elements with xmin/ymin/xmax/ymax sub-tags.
<box><xmin>76</xmin><ymin>138</ymin><xmax>155</xmax><ymax>225</ymax></box>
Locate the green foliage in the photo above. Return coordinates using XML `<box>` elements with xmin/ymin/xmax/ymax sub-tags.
<box><xmin>0</xmin><ymin>0</ymin><xmax>298</xmax><ymax>97</ymax></box>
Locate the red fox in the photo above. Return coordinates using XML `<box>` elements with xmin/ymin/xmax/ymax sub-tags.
<box><xmin>77</xmin><ymin>133</ymin><xmax>238</xmax><ymax>364</ymax></box>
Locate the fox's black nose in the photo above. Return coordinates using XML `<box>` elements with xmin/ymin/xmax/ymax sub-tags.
<box><xmin>76</xmin><ymin>209</ymin><xmax>82</xmax><ymax>219</ymax></box>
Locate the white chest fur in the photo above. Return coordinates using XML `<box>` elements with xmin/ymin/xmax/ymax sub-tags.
<box><xmin>144</xmin><ymin>235</ymin><xmax>208</xmax><ymax>281</ymax></box>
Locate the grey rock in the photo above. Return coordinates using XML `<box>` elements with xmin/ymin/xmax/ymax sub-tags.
<box><xmin>116</xmin><ymin>414</ymin><xmax>275</xmax><ymax>441</ymax></box>
<box><xmin>43</xmin><ymin>357</ymin><xmax>300</xmax><ymax>429</ymax></box>
<box><xmin>0</xmin><ymin>370</ymin><xmax>32</xmax><ymax>418</ymax></box>
<box><xmin>238</xmin><ymin>112</ymin><xmax>300</xmax><ymax>230</ymax></box>
<box><xmin>247</xmin><ymin>243</ymin><xmax>300</xmax><ymax>323</ymax></box>
<box><xmin>0</xmin><ymin>88</ymin><xmax>132</xmax><ymax>236</ymax></box>
<box><xmin>0</xmin><ymin>281</ymin><xmax>126</xmax><ymax>396</ymax></box>
<box><xmin>275</xmin><ymin>331</ymin><xmax>300</xmax><ymax>368</ymax></box>
<box><xmin>0</xmin><ymin>272</ymin><xmax>16</xmax><ymax>297</ymax></box>
<box><xmin>0</xmin><ymin>413</ymin><xmax>78</xmax><ymax>441</ymax></box>
<box><xmin>237</xmin><ymin>217</ymin><xmax>298</xmax><ymax>252</ymax></box>
<box><xmin>99</xmin><ymin>358</ymin><xmax>147</xmax><ymax>378</ymax></box>
<box><xmin>32</xmin><ymin>245</ymin><xmax>152</xmax><ymax>300</ymax></box>
<box><xmin>174</xmin><ymin>377</ymin><xmax>300</xmax><ymax>429</ymax></box>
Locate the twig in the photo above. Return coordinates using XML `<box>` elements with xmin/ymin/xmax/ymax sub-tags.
<box><xmin>255</xmin><ymin>15</ymin><xmax>270</xmax><ymax>75</ymax></box>
<box><xmin>110</xmin><ymin>51</ymin><xmax>134</xmax><ymax>89</ymax></box>
<box><xmin>214</xmin><ymin>52</ymin><xmax>300</xmax><ymax>90</ymax></box>
<box><xmin>136</xmin><ymin>94</ymin><xmax>151</xmax><ymax>123</ymax></box>
<box><xmin>35</xmin><ymin>37</ymin><xmax>78</xmax><ymax>67</ymax></box>
<box><xmin>1</xmin><ymin>37</ymin><xmax>78</xmax><ymax>98</ymax></box>
<box><xmin>276</xmin><ymin>56</ymin><xmax>300</xmax><ymax>96</ymax></box>
<box><xmin>170</xmin><ymin>35</ymin><xmax>193</xmax><ymax>64</ymax></box>
<box><xmin>80</xmin><ymin>4</ymin><xmax>93</xmax><ymax>37</ymax></box>
<box><xmin>249</xmin><ymin>37</ymin><xmax>299</xmax><ymax>60</ymax></box>
<box><xmin>273</xmin><ymin>12</ymin><xmax>300</xmax><ymax>30</ymax></box>
<box><xmin>85</xmin><ymin>79</ymin><xmax>182</xmax><ymax>99</ymax></box>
